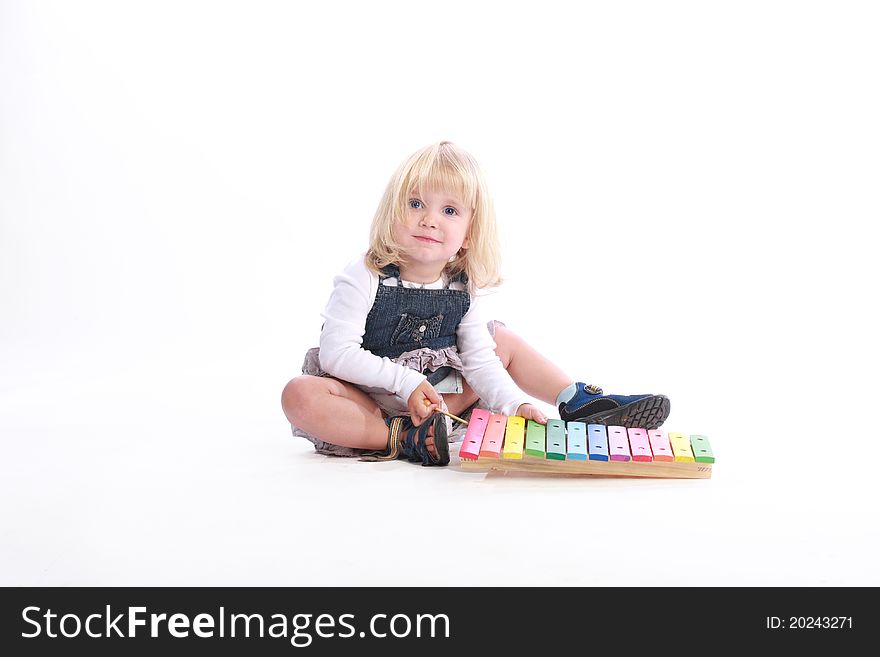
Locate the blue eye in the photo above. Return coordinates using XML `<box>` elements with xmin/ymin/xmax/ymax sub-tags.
<box><xmin>444</xmin><ymin>207</ymin><xmax>457</xmax><ymax>216</ymax></box>
<box><xmin>408</xmin><ymin>199</ymin><xmax>422</xmax><ymax>209</ymax></box>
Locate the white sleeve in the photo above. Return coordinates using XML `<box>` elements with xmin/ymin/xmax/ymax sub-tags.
<box><xmin>317</xmin><ymin>256</ymin><xmax>426</xmax><ymax>402</ymax></box>
<box><xmin>456</xmin><ymin>293</ymin><xmax>530</xmax><ymax>417</ymax></box>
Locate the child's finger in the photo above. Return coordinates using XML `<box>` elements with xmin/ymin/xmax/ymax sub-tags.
<box><xmin>415</xmin><ymin>399</ymin><xmax>436</xmax><ymax>422</ymax></box>
<box><xmin>523</xmin><ymin>406</ymin><xmax>547</xmax><ymax>424</ymax></box>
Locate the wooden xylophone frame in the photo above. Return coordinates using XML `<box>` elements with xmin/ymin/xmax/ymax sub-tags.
<box><xmin>460</xmin><ymin>455</ymin><xmax>713</xmax><ymax>478</ymax></box>
<box><xmin>457</xmin><ymin>411</ymin><xmax>713</xmax><ymax>479</ymax></box>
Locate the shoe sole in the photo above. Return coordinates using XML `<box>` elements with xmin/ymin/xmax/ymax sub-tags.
<box><xmin>569</xmin><ymin>395</ymin><xmax>670</xmax><ymax>430</ymax></box>
<box><xmin>428</xmin><ymin>413</ymin><xmax>450</xmax><ymax>466</ymax></box>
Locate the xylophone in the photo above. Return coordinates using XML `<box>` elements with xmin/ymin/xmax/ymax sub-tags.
<box><xmin>457</xmin><ymin>409</ymin><xmax>714</xmax><ymax>478</ymax></box>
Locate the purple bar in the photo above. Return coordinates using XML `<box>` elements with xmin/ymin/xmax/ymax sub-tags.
<box><xmin>607</xmin><ymin>425</ymin><xmax>631</xmax><ymax>462</ymax></box>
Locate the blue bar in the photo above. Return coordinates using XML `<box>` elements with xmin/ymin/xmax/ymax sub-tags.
<box><xmin>587</xmin><ymin>424</ymin><xmax>609</xmax><ymax>461</ymax></box>
<box><xmin>565</xmin><ymin>421</ymin><xmax>587</xmax><ymax>460</ymax></box>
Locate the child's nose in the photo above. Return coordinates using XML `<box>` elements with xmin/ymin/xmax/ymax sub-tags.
<box><xmin>420</xmin><ymin>211</ymin><xmax>439</xmax><ymax>227</ymax></box>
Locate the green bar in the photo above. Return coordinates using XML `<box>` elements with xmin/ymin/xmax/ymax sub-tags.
<box><xmin>546</xmin><ymin>421</ymin><xmax>566</xmax><ymax>460</ymax></box>
<box><xmin>690</xmin><ymin>435</ymin><xmax>715</xmax><ymax>463</ymax></box>
<box><xmin>524</xmin><ymin>420</ymin><xmax>546</xmax><ymax>457</ymax></box>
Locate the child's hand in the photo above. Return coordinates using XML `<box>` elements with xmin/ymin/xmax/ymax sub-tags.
<box><xmin>517</xmin><ymin>403</ymin><xmax>548</xmax><ymax>424</ymax></box>
<box><xmin>408</xmin><ymin>380</ymin><xmax>443</xmax><ymax>425</ymax></box>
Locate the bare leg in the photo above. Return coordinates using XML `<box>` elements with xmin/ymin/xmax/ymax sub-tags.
<box><xmin>281</xmin><ymin>376</ymin><xmax>388</xmax><ymax>450</ymax></box>
<box><xmin>443</xmin><ymin>324</ymin><xmax>574</xmax><ymax>417</ymax></box>
<box><xmin>282</xmin><ymin>375</ymin><xmax>440</xmax><ymax>457</ymax></box>
<box><xmin>493</xmin><ymin>325</ymin><xmax>574</xmax><ymax>405</ymax></box>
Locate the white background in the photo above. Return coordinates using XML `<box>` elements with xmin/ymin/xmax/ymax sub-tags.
<box><xmin>1</xmin><ymin>0</ymin><xmax>878</xmax><ymax>586</ymax></box>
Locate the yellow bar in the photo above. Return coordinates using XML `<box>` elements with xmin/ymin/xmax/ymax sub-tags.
<box><xmin>501</xmin><ymin>416</ymin><xmax>526</xmax><ymax>460</ymax></box>
<box><xmin>668</xmin><ymin>432</ymin><xmax>695</xmax><ymax>462</ymax></box>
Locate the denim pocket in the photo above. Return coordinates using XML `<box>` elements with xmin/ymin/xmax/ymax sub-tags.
<box><xmin>390</xmin><ymin>313</ymin><xmax>445</xmax><ymax>346</ymax></box>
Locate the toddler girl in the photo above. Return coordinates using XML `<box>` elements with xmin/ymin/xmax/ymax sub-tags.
<box><xmin>282</xmin><ymin>141</ymin><xmax>669</xmax><ymax>466</ymax></box>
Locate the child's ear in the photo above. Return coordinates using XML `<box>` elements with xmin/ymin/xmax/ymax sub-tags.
<box><xmin>461</xmin><ymin>226</ymin><xmax>472</xmax><ymax>250</ymax></box>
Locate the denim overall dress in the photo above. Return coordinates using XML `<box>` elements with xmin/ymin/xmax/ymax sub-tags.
<box><xmin>362</xmin><ymin>263</ymin><xmax>470</xmax><ymax>389</ymax></box>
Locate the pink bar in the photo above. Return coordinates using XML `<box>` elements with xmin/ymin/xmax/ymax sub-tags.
<box><xmin>607</xmin><ymin>425</ymin><xmax>631</xmax><ymax>462</ymax></box>
<box><xmin>479</xmin><ymin>414</ymin><xmax>507</xmax><ymax>459</ymax></box>
<box><xmin>648</xmin><ymin>430</ymin><xmax>673</xmax><ymax>462</ymax></box>
<box><xmin>459</xmin><ymin>409</ymin><xmax>490</xmax><ymax>460</ymax></box>
<box><xmin>627</xmin><ymin>428</ymin><xmax>653</xmax><ymax>462</ymax></box>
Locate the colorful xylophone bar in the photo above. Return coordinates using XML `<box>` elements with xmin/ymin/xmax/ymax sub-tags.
<box><xmin>458</xmin><ymin>409</ymin><xmax>713</xmax><ymax>478</ymax></box>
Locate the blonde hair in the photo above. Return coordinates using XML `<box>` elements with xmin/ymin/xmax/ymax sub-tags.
<box><xmin>365</xmin><ymin>141</ymin><xmax>503</xmax><ymax>294</ymax></box>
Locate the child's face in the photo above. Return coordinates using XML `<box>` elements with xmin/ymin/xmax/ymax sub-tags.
<box><xmin>394</xmin><ymin>187</ymin><xmax>472</xmax><ymax>273</ymax></box>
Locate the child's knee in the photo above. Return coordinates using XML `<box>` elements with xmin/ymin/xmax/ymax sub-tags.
<box><xmin>281</xmin><ymin>376</ymin><xmax>319</xmax><ymax>421</ymax></box>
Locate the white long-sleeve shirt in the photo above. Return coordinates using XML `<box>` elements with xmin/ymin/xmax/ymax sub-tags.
<box><xmin>317</xmin><ymin>255</ymin><xmax>529</xmax><ymax>417</ymax></box>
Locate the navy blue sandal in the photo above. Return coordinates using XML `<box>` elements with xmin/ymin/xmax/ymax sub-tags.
<box><xmin>360</xmin><ymin>413</ymin><xmax>449</xmax><ymax>466</ymax></box>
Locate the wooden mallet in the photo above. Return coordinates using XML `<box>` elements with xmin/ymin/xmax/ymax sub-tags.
<box><xmin>423</xmin><ymin>399</ymin><xmax>469</xmax><ymax>426</ymax></box>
